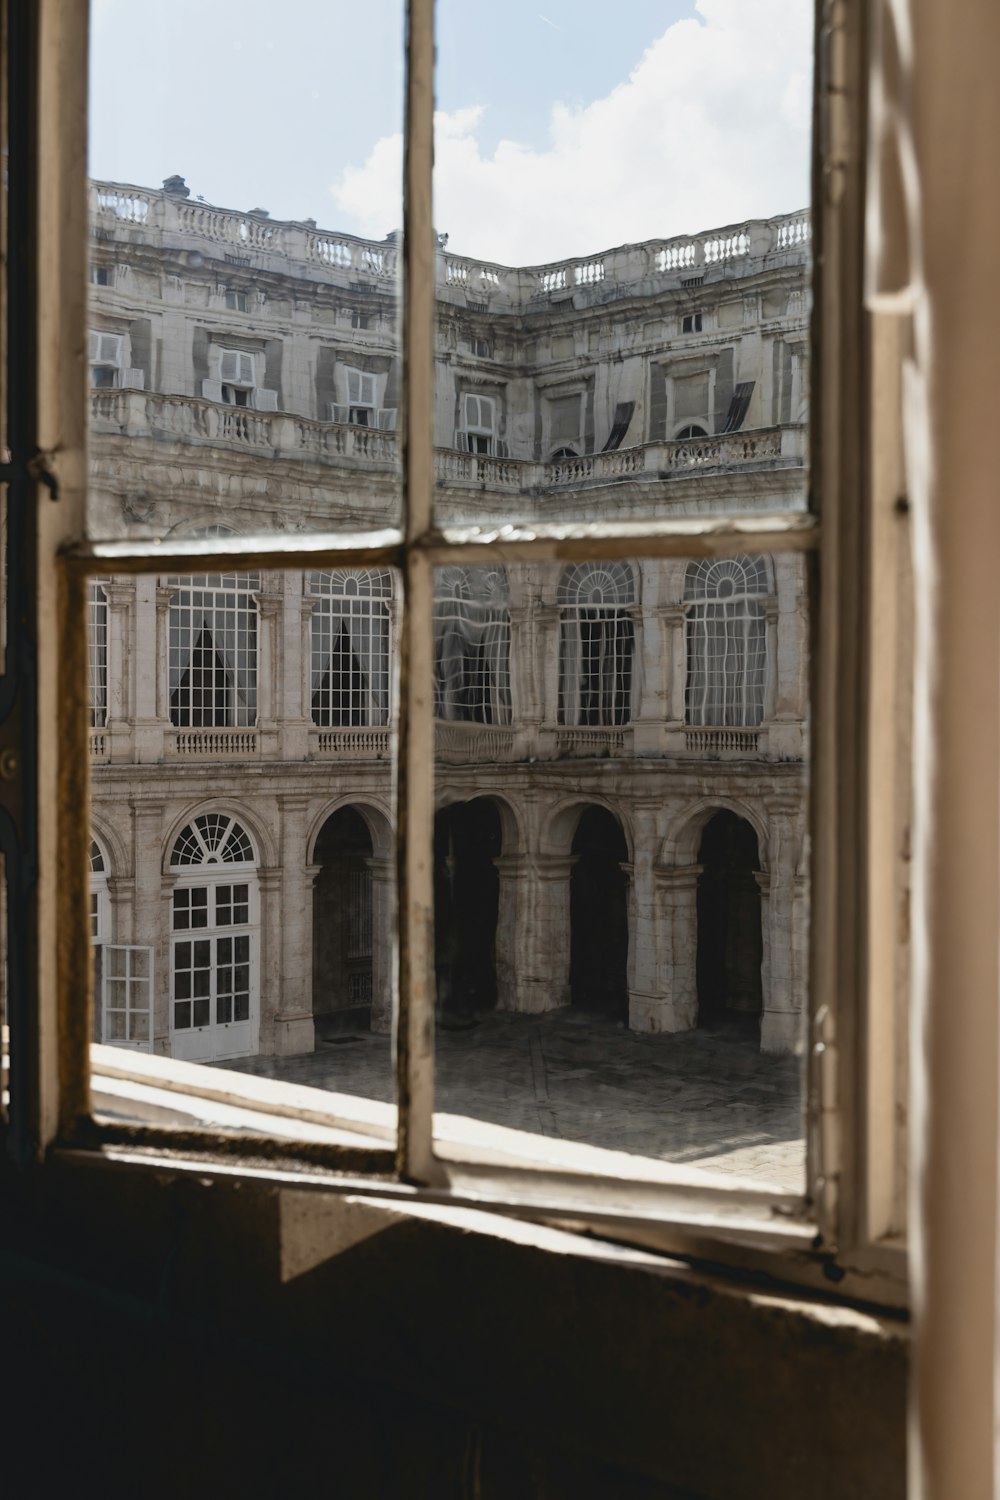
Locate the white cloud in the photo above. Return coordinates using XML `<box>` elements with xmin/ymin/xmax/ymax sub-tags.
<box><xmin>331</xmin><ymin>0</ymin><xmax>812</xmax><ymax>265</ymax></box>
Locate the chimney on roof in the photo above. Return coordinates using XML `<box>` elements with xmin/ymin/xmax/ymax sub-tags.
<box><xmin>162</xmin><ymin>174</ymin><xmax>190</xmax><ymax>198</ymax></box>
<box><xmin>248</xmin><ymin>207</ymin><xmax>270</xmax><ymax>218</ymax></box>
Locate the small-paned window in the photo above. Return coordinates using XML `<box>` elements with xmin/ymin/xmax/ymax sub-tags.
<box><xmin>309</xmin><ymin>568</ymin><xmax>393</xmax><ymax>727</ymax></box>
<box><xmin>684</xmin><ymin>556</ymin><xmax>770</xmax><ymax>727</ymax></box>
<box><xmin>167</xmin><ymin>574</ymin><xmax>260</xmax><ymax>728</ymax></box>
<box><xmin>682</xmin><ymin>312</ymin><xmax>703</xmax><ymax>333</ymax></box>
<box><xmin>224</xmin><ymin>289</ymin><xmax>249</xmax><ymax>312</ymax></box>
<box><xmin>346</xmin><ymin>367</ymin><xmax>377</xmax><ymax>424</ymax></box>
<box><xmin>433</xmin><ymin>566</ymin><xmax>512</xmax><ymax>725</ymax></box>
<box><xmin>88</xmin><ymin>581</ymin><xmax>108</xmax><ymax>728</ymax></box>
<box><xmin>558</xmin><ymin>563</ymin><xmax>636</xmax><ymax>727</ymax></box>
<box><xmin>89</xmin><ymin>329</ymin><xmax>122</xmax><ymax>387</ymax></box>
<box><xmin>457</xmin><ymin>392</ymin><xmax>498</xmax><ymax>454</ymax></box>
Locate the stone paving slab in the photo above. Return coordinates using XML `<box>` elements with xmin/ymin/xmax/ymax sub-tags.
<box><xmin>225</xmin><ymin>1009</ymin><xmax>805</xmax><ymax>1190</ymax></box>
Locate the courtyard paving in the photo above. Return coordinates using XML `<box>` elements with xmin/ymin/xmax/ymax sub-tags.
<box><xmin>226</xmin><ymin>1010</ymin><xmax>804</xmax><ymax>1190</ymax></box>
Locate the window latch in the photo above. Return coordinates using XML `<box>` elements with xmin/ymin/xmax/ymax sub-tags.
<box><xmin>0</xmin><ymin>448</ymin><xmax>61</xmax><ymax>501</ymax></box>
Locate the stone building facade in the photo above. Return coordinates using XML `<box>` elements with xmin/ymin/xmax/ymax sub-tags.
<box><xmin>86</xmin><ymin>178</ymin><xmax>810</xmax><ymax>1063</ymax></box>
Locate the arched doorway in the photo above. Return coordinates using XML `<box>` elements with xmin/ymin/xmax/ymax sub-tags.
<box><xmin>313</xmin><ymin>807</ymin><xmax>376</xmax><ymax>1037</ymax></box>
<box><xmin>434</xmin><ymin>798</ymin><xmax>502</xmax><ymax>1026</ymax></box>
<box><xmin>570</xmin><ymin>806</ymin><xmax>629</xmax><ymax>1020</ymax></box>
<box><xmin>696</xmin><ymin>811</ymin><xmax>763</xmax><ymax>1034</ymax></box>
<box><xmin>168</xmin><ymin>812</ymin><xmax>259</xmax><ymax>1062</ymax></box>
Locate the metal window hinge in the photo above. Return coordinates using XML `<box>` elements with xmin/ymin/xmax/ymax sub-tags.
<box><xmin>0</xmin><ymin>448</ymin><xmax>60</xmax><ymax>500</ymax></box>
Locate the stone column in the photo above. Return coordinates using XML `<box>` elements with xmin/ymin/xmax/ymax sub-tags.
<box><xmin>256</xmin><ymin>866</ymin><xmax>287</xmax><ymax>1056</ymax></box>
<box><xmin>633</xmin><ymin>600</ymin><xmax>673</xmax><ymax>753</ymax></box>
<box><xmin>153</xmin><ymin>586</ymin><xmax>173</xmax><ymax>721</ymax></box>
<box><xmin>495</xmin><ymin>854</ymin><xmax>575</xmax><ymax>1012</ymax></box>
<box><xmin>506</xmin><ymin>604</ymin><xmax>537</xmax><ymax>758</ymax></box>
<box><xmin>299</xmin><ymin>593</ymin><xmax>318</xmax><ymax>748</ymax></box>
<box><xmin>648</xmin><ymin>864</ymin><xmax>701</xmax><ymax>1033</ymax></box>
<box><xmin>625</xmin><ymin>812</ymin><xmax>661</xmax><ymax>1031</ymax></box>
<box><xmin>103</xmin><ymin>582</ymin><xmax>132</xmax><ymax>762</ymax></box>
<box><xmin>759</xmin><ymin>798</ymin><xmax>806</xmax><ymax>1055</ymax></box>
<box><xmin>130</xmin><ymin>580</ymin><xmax>167</xmax><ymax>763</ymax></box>
<box><xmin>270</xmin><ymin>793</ymin><xmax>316</xmax><ymax>1056</ymax></box>
<box><xmin>665</xmin><ymin>609</ymin><xmax>689</xmax><ymax>726</ymax></box>
<box><xmin>278</xmin><ymin>570</ymin><xmax>310</xmax><ymax>761</ymax></box>
<box><xmin>254</xmin><ymin>589</ymin><xmax>282</xmax><ymax>758</ymax></box>
<box><xmin>130</xmin><ymin>801</ymin><xmax>167</xmax><ymax>1052</ymax></box>
<box><xmin>368</xmin><ymin>855</ymin><xmax>395</xmax><ymax>1033</ymax></box>
<box><xmin>536</xmin><ymin>605</ymin><xmax>562</xmax><ymax>755</ymax></box>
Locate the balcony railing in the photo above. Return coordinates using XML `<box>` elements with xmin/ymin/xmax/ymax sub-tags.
<box><xmin>310</xmin><ymin>727</ymin><xmax>392</xmax><ymax>759</ymax></box>
<box><xmin>91</xmin><ymin>179</ymin><xmax>809</xmax><ymax>309</ymax></box>
<box><xmin>555</xmin><ymin>725</ymin><xmax>629</xmax><ymax>758</ymax></box>
<box><xmin>91</xmin><ymin>389</ymin><xmax>804</xmax><ymax>493</ymax></box>
<box><xmin>435</xmin><ymin>721</ymin><xmax>518</xmax><ymax>764</ymax></box>
<box><xmin>88</xmin><ymin>719</ymin><xmax>782</xmax><ymax>765</ymax></box>
<box><xmin>167</xmin><ymin>729</ymin><xmax>259</xmax><ymax>758</ymax></box>
<box><xmin>683</xmin><ymin>727</ymin><xmax>761</xmax><ymax>754</ymax></box>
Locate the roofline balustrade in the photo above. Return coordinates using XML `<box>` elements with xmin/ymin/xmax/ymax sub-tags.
<box><xmin>91</xmin><ymin>179</ymin><xmax>809</xmax><ymax>310</ymax></box>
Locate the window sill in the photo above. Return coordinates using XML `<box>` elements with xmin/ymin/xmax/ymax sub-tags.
<box><xmin>86</xmin><ymin>1044</ymin><xmax>907</xmax><ymax>1309</ymax></box>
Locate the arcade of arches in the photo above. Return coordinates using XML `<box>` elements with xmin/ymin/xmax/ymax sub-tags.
<box><xmin>90</xmin><ymin>790</ymin><xmax>805</xmax><ymax>1060</ymax></box>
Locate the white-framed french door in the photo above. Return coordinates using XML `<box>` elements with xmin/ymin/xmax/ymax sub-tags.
<box><xmin>100</xmin><ymin>944</ymin><xmax>154</xmax><ymax>1052</ymax></box>
<box><xmin>169</xmin><ymin>875</ymin><xmax>259</xmax><ymax>1062</ymax></box>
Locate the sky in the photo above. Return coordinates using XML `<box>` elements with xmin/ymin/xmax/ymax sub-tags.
<box><xmin>89</xmin><ymin>0</ymin><xmax>812</xmax><ymax>265</ymax></box>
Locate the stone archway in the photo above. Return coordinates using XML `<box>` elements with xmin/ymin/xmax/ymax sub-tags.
<box><xmin>434</xmin><ymin>798</ymin><xmax>504</xmax><ymax>1026</ymax></box>
<box><xmin>570</xmin><ymin>806</ymin><xmax>630</xmax><ymax>1021</ymax></box>
<box><xmin>696</xmin><ymin>810</ymin><xmax>763</xmax><ymax>1036</ymax></box>
<box><xmin>312</xmin><ymin>806</ymin><xmax>377</xmax><ymax>1038</ymax></box>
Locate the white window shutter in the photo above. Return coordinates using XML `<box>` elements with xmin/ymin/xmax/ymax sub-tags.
<box><xmin>360</xmin><ymin>372</ymin><xmax>376</xmax><ymax>406</ymax></box>
<box><xmin>202</xmin><ymin>379</ymin><xmax>224</xmax><ymax>403</ymax></box>
<box><xmin>92</xmin><ymin>331</ymin><xmax>122</xmax><ymax>366</ymax></box>
<box><xmin>464</xmin><ymin>393</ymin><xmax>478</xmax><ymax>428</ymax></box>
<box><xmin>254</xmin><ymin>387</ymin><xmax>278</xmax><ymax>412</ymax></box>
<box><xmin>120</xmin><ymin>367</ymin><xmax>144</xmax><ymax>390</ymax></box>
<box><xmin>238</xmin><ymin>351</ymin><xmax>255</xmax><ymax>386</ymax></box>
<box><xmin>377</xmin><ymin>407</ymin><xmax>397</xmax><ymax>431</ymax></box>
<box><xmin>328</xmin><ymin>403</ymin><xmax>349</xmax><ymax>424</ymax></box>
<box><xmin>220</xmin><ymin>349</ymin><xmax>240</xmax><ymax>383</ymax></box>
<box><xmin>347</xmin><ymin>368</ymin><xmax>362</xmax><ymax>403</ymax></box>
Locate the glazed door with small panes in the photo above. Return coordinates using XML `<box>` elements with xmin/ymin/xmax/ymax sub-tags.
<box><xmin>101</xmin><ymin>945</ymin><xmax>154</xmax><ymax>1051</ymax></box>
<box><xmin>170</xmin><ymin>877</ymin><xmax>258</xmax><ymax>1061</ymax></box>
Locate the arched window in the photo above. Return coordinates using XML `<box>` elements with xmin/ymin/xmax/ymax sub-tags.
<box><xmin>675</xmin><ymin>424</ymin><xmax>709</xmax><ymax>440</ymax></box>
<box><xmin>167</xmin><ymin>572</ymin><xmax>260</xmax><ymax>727</ymax></box>
<box><xmin>558</xmin><ymin>563</ymin><xmax>636</xmax><ymax>726</ymax></box>
<box><xmin>89</xmin><ymin>837</ymin><xmax>109</xmax><ymax>944</ymax></box>
<box><xmin>433</xmin><ymin>566</ymin><xmax>511</xmax><ymax>725</ymax></box>
<box><xmin>88</xmin><ymin>581</ymin><xmax>109</xmax><ymax>728</ymax></box>
<box><xmin>684</xmin><ymin>556</ymin><xmax>770</xmax><ymax>726</ymax></box>
<box><xmin>168</xmin><ymin>813</ymin><xmax>258</xmax><ymax>1062</ymax></box>
<box><xmin>308</xmin><ymin>569</ymin><xmax>392</xmax><ymax>727</ymax></box>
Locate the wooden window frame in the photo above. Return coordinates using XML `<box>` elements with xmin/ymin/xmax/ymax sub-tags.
<box><xmin>3</xmin><ymin>0</ymin><xmax>906</xmax><ymax>1309</ymax></box>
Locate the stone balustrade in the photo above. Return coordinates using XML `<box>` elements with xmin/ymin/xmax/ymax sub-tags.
<box><xmin>90</xmin><ymin>718</ymin><xmax>789</xmax><ymax>766</ymax></box>
<box><xmin>435</xmin><ymin>721</ymin><xmax>518</xmax><ymax>764</ymax></box>
<box><xmin>555</xmin><ymin>726</ymin><xmax>630</xmax><ymax>758</ymax></box>
<box><xmin>91</xmin><ymin>180</ymin><xmax>808</xmax><ymax>307</ymax></box>
<box><xmin>310</xmin><ymin>727</ymin><xmax>393</xmax><ymax>759</ymax></box>
<box><xmin>683</xmin><ymin>727</ymin><xmax>761</xmax><ymax>754</ymax></box>
<box><xmin>91</xmin><ymin>389</ymin><xmax>804</xmax><ymax>489</ymax></box>
<box><xmin>167</xmin><ymin>729</ymin><xmax>259</xmax><ymax>758</ymax></box>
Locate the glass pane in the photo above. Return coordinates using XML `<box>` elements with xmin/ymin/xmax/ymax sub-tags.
<box><xmin>433</xmin><ymin>1</ymin><xmax>812</xmax><ymax>528</ymax></box>
<box><xmin>87</xmin><ymin>1</ymin><xmax>404</xmax><ymax>542</ymax></box>
<box><xmin>88</xmin><ymin>567</ymin><xmax>397</xmax><ymax>1146</ymax></box>
<box><xmin>430</xmin><ymin>558</ymin><xmax>808</xmax><ymax>1191</ymax></box>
